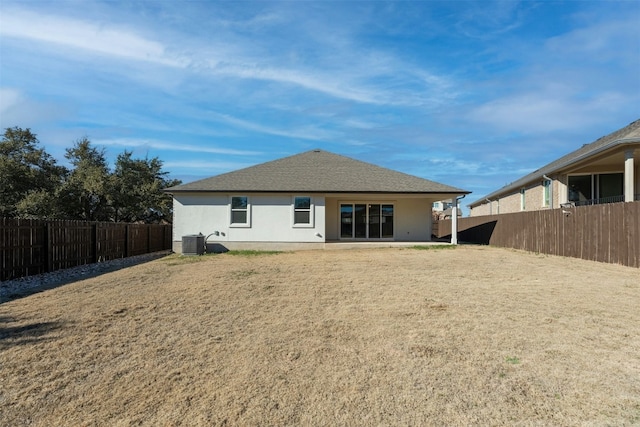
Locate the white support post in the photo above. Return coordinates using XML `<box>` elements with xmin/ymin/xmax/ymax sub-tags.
<box><xmin>624</xmin><ymin>150</ymin><xmax>635</xmax><ymax>202</ymax></box>
<box><xmin>451</xmin><ymin>205</ymin><xmax>458</xmax><ymax>245</ymax></box>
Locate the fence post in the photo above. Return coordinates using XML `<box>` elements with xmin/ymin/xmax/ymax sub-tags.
<box><xmin>92</xmin><ymin>223</ymin><xmax>98</xmax><ymax>263</ymax></box>
<box><xmin>125</xmin><ymin>224</ymin><xmax>130</xmax><ymax>258</ymax></box>
<box><xmin>147</xmin><ymin>224</ymin><xmax>151</xmax><ymax>254</ymax></box>
<box><xmin>44</xmin><ymin>222</ymin><xmax>52</xmax><ymax>273</ymax></box>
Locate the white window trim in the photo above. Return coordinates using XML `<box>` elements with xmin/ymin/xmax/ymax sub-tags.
<box><xmin>292</xmin><ymin>195</ymin><xmax>314</xmax><ymax>228</ymax></box>
<box><xmin>542</xmin><ymin>180</ymin><xmax>551</xmax><ymax>207</ymax></box>
<box><xmin>230</xmin><ymin>195</ymin><xmax>251</xmax><ymax>228</ymax></box>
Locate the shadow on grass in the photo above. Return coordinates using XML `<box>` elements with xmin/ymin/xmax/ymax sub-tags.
<box><xmin>435</xmin><ymin>221</ymin><xmax>498</xmax><ymax>245</ymax></box>
<box><xmin>0</xmin><ymin>316</ymin><xmax>67</xmax><ymax>348</ymax></box>
<box><xmin>1</xmin><ymin>251</ymin><xmax>171</xmax><ymax>304</ymax></box>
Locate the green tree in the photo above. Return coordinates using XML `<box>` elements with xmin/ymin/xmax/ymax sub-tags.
<box><xmin>15</xmin><ymin>190</ymin><xmax>63</xmax><ymax>219</ymax></box>
<box><xmin>57</xmin><ymin>138</ymin><xmax>112</xmax><ymax>221</ymax></box>
<box><xmin>112</xmin><ymin>151</ymin><xmax>180</xmax><ymax>223</ymax></box>
<box><xmin>2</xmin><ymin>127</ymin><xmax>181</xmax><ymax>223</ymax></box>
<box><xmin>0</xmin><ymin>127</ymin><xmax>67</xmax><ymax>218</ymax></box>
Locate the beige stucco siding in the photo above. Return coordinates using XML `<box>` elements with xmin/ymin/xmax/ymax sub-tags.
<box><xmin>395</xmin><ymin>198</ymin><xmax>433</xmax><ymax>240</ymax></box>
<box><xmin>325</xmin><ymin>198</ymin><xmax>339</xmax><ymax>240</ymax></box>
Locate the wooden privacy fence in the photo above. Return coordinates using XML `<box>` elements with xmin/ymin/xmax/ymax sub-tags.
<box><xmin>1</xmin><ymin>219</ymin><xmax>172</xmax><ymax>281</ymax></box>
<box><xmin>434</xmin><ymin>201</ymin><xmax>640</xmax><ymax>268</ymax></box>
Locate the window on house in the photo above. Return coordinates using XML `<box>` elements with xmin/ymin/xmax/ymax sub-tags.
<box><xmin>230</xmin><ymin>196</ymin><xmax>250</xmax><ymax>226</ymax></box>
<box><xmin>520</xmin><ymin>188</ymin><xmax>526</xmax><ymax>211</ymax></box>
<box><xmin>340</xmin><ymin>202</ymin><xmax>394</xmax><ymax>239</ymax></box>
<box><xmin>293</xmin><ymin>196</ymin><xmax>313</xmax><ymax>226</ymax></box>
<box><xmin>598</xmin><ymin>173</ymin><xmax>623</xmax><ymax>201</ymax></box>
<box><xmin>543</xmin><ymin>180</ymin><xmax>551</xmax><ymax>207</ymax></box>
<box><xmin>568</xmin><ymin>173</ymin><xmax>623</xmax><ymax>205</ymax></box>
<box><xmin>568</xmin><ymin>175</ymin><xmax>592</xmax><ymax>204</ymax></box>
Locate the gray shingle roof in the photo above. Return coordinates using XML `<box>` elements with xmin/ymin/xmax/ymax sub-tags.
<box><xmin>165</xmin><ymin>149</ymin><xmax>469</xmax><ymax>194</ymax></box>
<box><xmin>470</xmin><ymin>119</ymin><xmax>640</xmax><ymax>206</ymax></box>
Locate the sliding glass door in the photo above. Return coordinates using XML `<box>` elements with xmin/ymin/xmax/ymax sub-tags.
<box><xmin>340</xmin><ymin>203</ymin><xmax>394</xmax><ymax>239</ymax></box>
<box><xmin>568</xmin><ymin>173</ymin><xmax>624</xmax><ymax>205</ymax></box>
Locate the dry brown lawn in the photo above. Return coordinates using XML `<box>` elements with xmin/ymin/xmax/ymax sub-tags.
<box><xmin>1</xmin><ymin>245</ymin><xmax>639</xmax><ymax>426</ymax></box>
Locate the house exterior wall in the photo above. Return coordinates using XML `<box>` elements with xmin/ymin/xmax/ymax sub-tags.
<box><xmin>172</xmin><ymin>193</ymin><xmax>438</xmax><ymax>251</ymax></box>
<box><xmin>396</xmin><ymin>198</ymin><xmax>433</xmax><ymax>240</ymax></box>
<box><xmin>325</xmin><ymin>198</ymin><xmax>339</xmax><ymax>240</ymax></box>
<box><xmin>469</xmin><ymin>136</ymin><xmax>639</xmax><ymax>216</ymax></box>
<box><xmin>469</xmin><ymin>180</ymin><xmax>563</xmax><ymax>217</ymax></box>
<box><xmin>499</xmin><ymin>191</ymin><xmax>523</xmax><ymax>214</ymax></box>
<box><xmin>469</xmin><ymin>200</ymin><xmax>492</xmax><ymax>216</ymax></box>
<box><xmin>171</xmin><ymin>193</ymin><xmax>326</xmax><ymax>251</ymax></box>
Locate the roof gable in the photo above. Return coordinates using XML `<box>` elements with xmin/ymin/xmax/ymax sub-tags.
<box><xmin>165</xmin><ymin>149</ymin><xmax>468</xmax><ymax>194</ymax></box>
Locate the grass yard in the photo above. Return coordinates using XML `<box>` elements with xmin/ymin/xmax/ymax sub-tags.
<box><xmin>1</xmin><ymin>246</ymin><xmax>639</xmax><ymax>426</ymax></box>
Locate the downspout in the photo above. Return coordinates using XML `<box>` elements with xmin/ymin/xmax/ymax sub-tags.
<box><xmin>451</xmin><ymin>194</ymin><xmax>466</xmax><ymax>245</ymax></box>
<box><xmin>486</xmin><ymin>198</ymin><xmax>492</xmax><ymax>215</ymax></box>
<box><xmin>543</xmin><ymin>174</ymin><xmax>553</xmax><ymax>209</ymax></box>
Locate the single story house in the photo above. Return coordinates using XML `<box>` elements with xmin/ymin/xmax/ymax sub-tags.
<box><xmin>164</xmin><ymin>149</ymin><xmax>469</xmax><ymax>252</ymax></box>
<box><xmin>468</xmin><ymin>119</ymin><xmax>640</xmax><ymax>216</ymax></box>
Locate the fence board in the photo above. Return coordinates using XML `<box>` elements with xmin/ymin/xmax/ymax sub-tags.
<box><xmin>128</xmin><ymin>224</ymin><xmax>149</xmax><ymax>257</ymax></box>
<box><xmin>96</xmin><ymin>222</ymin><xmax>127</xmax><ymax>261</ymax></box>
<box><xmin>435</xmin><ymin>201</ymin><xmax>639</xmax><ymax>268</ymax></box>
<box><xmin>1</xmin><ymin>219</ymin><xmax>172</xmax><ymax>281</ymax></box>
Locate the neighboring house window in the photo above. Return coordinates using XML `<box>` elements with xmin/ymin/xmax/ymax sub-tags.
<box><xmin>568</xmin><ymin>175</ymin><xmax>591</xmax><ymax>204</ymax></box>
<box><xmin>542</xmin><ymin>180</ymin><xmax>551</xmax><ymax>207</ymax></box>
<box><xmin>293</xmin><ymin>196</ymin><xmax>313</xmax><ymax>227</ymax></box>
<box><xmin>568</xmin><ymin>173</ymin><xmax>623</xmax><ymax>205</ymax></box>
<box><xmin>520</xmin><ymin>188</ymin><xmax>526</xmax><ymax>211</ymax></box>
<box><xmin>230</xmin><ymin>196</ymin><xmax>250</xmax><ymax>226</ymax></box>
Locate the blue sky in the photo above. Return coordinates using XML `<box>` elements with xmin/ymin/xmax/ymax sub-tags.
<box><xmin>1</xmin><ymin>1</ymin><xmax>639</xmax><ymax>208</ymax></box>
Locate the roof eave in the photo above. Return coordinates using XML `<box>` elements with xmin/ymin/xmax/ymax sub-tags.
<box><xmin>469</xmin><ymin>137</ymin><xmax>639</xmax><ymax>207</ymax></box>
<box><xmin>165</xmin><ymin>189</ymin><xmax>470</xmax><ymax>195</ymax></box>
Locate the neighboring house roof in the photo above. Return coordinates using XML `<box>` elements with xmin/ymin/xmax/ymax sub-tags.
<box><xmin>165</xmin><ymin>149</ymin><xmax>469</xmax><ymax>195</ymax></box>
<box><xmin>469</xmin><ymin>119</ymin><xmax>640</xmax><ymax>207</ymax></box>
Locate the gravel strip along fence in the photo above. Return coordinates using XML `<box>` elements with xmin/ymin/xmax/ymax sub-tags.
<box><xmin>0</xmin><ymin>251</ymin><xmax>170</xmax><ymax>303</ymax></box>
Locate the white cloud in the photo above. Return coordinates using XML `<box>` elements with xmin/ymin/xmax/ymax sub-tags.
<box><xmin>163</xmin><ymin>160</ymin><xmax>253</xmax><ymax>171</ymax></box>
<box><xmin>468</xmin><ymin>80</ymin><xmax>633</xmax><ymax>134</ymax></box>
<box><xmin>454</xmin><ymin>0</ymin><xmax>526</xmax><ymax>39</ymax></box>
<box><xmin>215</xmin><ymin>64</ymin><xmax>384</xmax><ymax>105</ymax></box>
<box><xmin>0</xmin><ymin>8</ymin><xmax>186</xmax><ymax>67</ymax></box>
<box><xmin>0</xmin><ymin>5</ymin><xmax>458</xmax><ymax>108</ymax></box>
<box><xmin>423</xmin><ymin>157</ymin><xmax>536</xmax><ymax>178</ymax></box>
<box><xmin>94</xmin><ymin>138</ymin><xmax>261</xmax><ymax>156</ymax></box>
<box><xmin>0</xmin><ymin>88</ymin><xmax>21</xmax><ymax>115</ymax></box>
<box><xmin>0</xmin><ymin>87</ymin><xmax>67</xmax><ymax>128</ymax></box>
<box><xmin>466</xmin><ymin>11</ymin><xmax>640</xmax><ymax>134</ymax></box>
<box><xmin>210</xmin><ymin>112</ymin><xmax>338</xmax><ymax>142</ymax></box>
<box><xmin>546</xmin><ymin>16</ymin><xmax>639</xmax><ymax>61</ymax></box>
